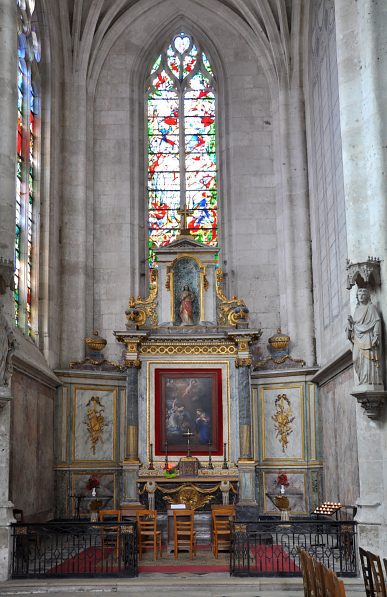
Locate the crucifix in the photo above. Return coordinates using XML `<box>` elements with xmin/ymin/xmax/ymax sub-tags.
<box><xmin>182</xmin><ymin>428</ymin><xmax>194</xmax><ymax>457</ymax></box>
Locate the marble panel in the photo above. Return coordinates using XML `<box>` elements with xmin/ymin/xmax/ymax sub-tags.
<box><xmin>73</xmin><ymin>387</ymin><xmax>116</xmax><ymax>462</ymax></box>
<box><xmin>263</xmin><ymin>471</ymin><xmax>307</xmax><ymax>515</ymax></box>
<box><xmin>260</xmin><ymin>385</ymin><xmax>305</xmax><ymax>463</ymax></box>
<box><xmin>70</xmin><ymin>472</ymin><xmax>115</xmax><ymax>517</ymax></box>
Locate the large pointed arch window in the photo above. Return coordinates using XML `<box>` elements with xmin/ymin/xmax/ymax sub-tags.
<box><xmin>15</xmin><ymin>0</ymin><xmax>41</xmax><ymax>333</ymax></box>
<box><xmin>146</xmin><ymin>32</ymin><xmax>217</xmax><ymax>268</ymax></box>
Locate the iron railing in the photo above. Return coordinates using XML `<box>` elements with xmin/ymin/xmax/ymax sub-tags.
<box><xmin>230</xmin><ymin>519</ymin><xmax>357</xmax><ymax>577</ymax></box>
<box><xmin>11</xmin><ymin>521</ymin><xmax>138</xmax><ymax>578</ymax></box>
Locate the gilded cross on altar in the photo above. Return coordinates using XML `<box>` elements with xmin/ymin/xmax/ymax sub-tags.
<box><xmin>177</xmin><ymin>206</ymin><xmax>192</xmax><ymax>237</ymax></box>
<box><xmin>182</xmin><ymin>427</ymin><xmax>194</xmax><ymax>457</ymax></box>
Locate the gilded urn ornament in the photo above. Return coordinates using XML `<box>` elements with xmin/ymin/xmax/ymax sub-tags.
<box><xmin>85</xmin><ymin>330</ymin><xmax>107</xmax><ymax>353</ymax></box>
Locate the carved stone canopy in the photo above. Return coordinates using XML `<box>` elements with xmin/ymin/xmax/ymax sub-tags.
<box><xmin>346</xmin><ymin>257</ymin><xmax>381</xmax><ymax>290</ymax></box>
<box><xmin>351</xmin><ymin>388</ymin><xmax>387</xmax><ymax>420</ymax></box>
<box><xmin>0</xmin><ymin>258</ymin><xmax>14</xmax><ymax>295</ymax></box>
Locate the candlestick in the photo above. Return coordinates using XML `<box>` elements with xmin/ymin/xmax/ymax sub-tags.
<box><xmin>208</xmin><ymin>441</ymin><xmax>214</xmax><ymax>469</ymax></box>
<box><xmin>148</xmin><ymin>442</ymin><xmax>154</xmax><ymax>470</ymax></box>
<box><xmin>222</xmin><ymin>442</ymin><xmax>228</xmax><ymax>469</ymax></box>
<box><xmin>164</xmin><ymin>440</ymin><xmax>169</xmax><ymax>470</ymax></box>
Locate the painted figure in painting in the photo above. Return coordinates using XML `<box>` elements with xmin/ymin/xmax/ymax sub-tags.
<box><xmin>179</xmin><ymin>285</ymin><xmax>195</xmax><ymax>325</ymax></box>
<box><xmin>195</xmin><ymin>408</ymin><xmax>210</xmax><ymax>444</ymax></box>
<box><xmin>346</xmin><ymin>288</ymin><xmax>383</xmax><ymax>386</ymax></box>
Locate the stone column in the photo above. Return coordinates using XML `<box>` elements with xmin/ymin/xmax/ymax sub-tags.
<box><xmin>60</xmin><ymin>79</ymin><xmax>87</xmax><ymax>365</ymax></box>
<box><xmin>335</xmin><ymin>0</ymin><xmax>387</xmax><ymax>555</ymax></box>
<box><xmin>0</xmin><ymin>0</ymin><xmax>17</xmax><ymax>318</ymax></box>
<box><xmin>274</xmin><ymin>84</ymin><xmax>315</xmax><ymax>367</ymax></box>
<box><xmin>0</xmin><ymin>0</ymin><xmax>18</xmax><ymax>580</ymax></box>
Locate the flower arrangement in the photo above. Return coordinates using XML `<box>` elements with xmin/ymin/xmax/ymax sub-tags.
<box><xmin>86</xmin><ymin>475</ymin><xmax>100</xmax><ymax>491</ymax></box>
<box><xmin>164</xmin><ymin>463</ymin><xmax>177</xmax><ymax>478</ymax></box>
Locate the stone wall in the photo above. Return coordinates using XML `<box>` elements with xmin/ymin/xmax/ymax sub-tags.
<box><xmin>305</xmin><ymin>0</ymin><xmax>349</xmax><ymax>366</ymax></box>
<box><xmin>317</xmin><ymin>366</ymin><xmax>359</xmax><ymax>505</ymax></box>
<box><xmin>9</xmin><ymin>369</ymin><xmax>55</xmax><ymax>521</ymax></box>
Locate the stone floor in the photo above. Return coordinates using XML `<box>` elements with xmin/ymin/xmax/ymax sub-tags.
<box><xmin>0</xmin><ymin>574</ymin><xmax>365</xmax><ymax>596</ymax></box>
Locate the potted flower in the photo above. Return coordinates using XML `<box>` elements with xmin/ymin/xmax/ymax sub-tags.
<box><xmin>86</xmin><ymin>474</ymin><xmax>100</xmax><ymax>496</ymax></box>
<box><xmin>164</xmin><ymin>463</ymin><xmax>178</xmax><ymax>478</ymax></box>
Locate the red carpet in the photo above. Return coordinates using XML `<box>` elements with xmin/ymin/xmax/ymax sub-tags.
<box><xmin>48</xmin><ymin>546</ymin><xmax>107</xmax><ymax>574</ymax></box>
<box><xmin>247</xmin><ymin>544</ymin><xmax>300</xmax><ymax>573</ymax></box>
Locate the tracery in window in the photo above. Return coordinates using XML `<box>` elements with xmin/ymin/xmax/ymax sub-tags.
<box><xmin>15</xmin><ymin>0</ymin><xmax>41</xmax><ymax>333</ymax></box>
<box><xmin>146</xmin><ymin>32</ymin><xmax>217</xmax><ymax>268</ymax></box>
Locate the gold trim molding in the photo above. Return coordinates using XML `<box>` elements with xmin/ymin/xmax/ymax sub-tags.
<box><xmin>141</xmin><ymin>340</ymin><xmax>237</xmax><ymax>356</ymax></box>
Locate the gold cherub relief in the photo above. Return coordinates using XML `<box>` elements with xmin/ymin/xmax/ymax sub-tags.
<box><xmin>84</xmin><ymin>395</ymin><xmax>105</xmax><ymax>454</ymax></box>
<box><xmin>271</xmin><ymin>393</ymin><xmax>295</xmax><ymax>452</ymax></box>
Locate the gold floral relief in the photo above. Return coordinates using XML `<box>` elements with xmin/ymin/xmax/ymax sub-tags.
<box><xmin>84</xmin><ymin>396</ymin><xmax>105</xmax><ymax>455</ymax></box>
<box><xmin>271</xmin><ymin>393</ymin><xmax>295</xmax><ymax>453</ymax></box>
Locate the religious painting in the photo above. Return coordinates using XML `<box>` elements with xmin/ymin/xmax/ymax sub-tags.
<box><xmin>155</xmin><ymin>368</ymin><xmax>223</xmax><ymax>455</ymax></box>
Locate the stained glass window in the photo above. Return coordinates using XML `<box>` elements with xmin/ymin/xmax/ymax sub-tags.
<box><xmin>15</xmin><ymin>0</ymin><xmax>40</xmax><ymax>333</ymax></box>
<box><xmin>146</xmin><ymin>32</ymin><xmax>217</xmax><ymax>268</ymax></box>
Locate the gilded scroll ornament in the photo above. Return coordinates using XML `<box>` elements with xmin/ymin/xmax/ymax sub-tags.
<box><xmin>125</xmin><ymin>269</ymin><xmax>158</xmax><ymax>328</ymax></box>
<box><xmin>215</xmin><ymin>269</ymin><xmax>249</xmax><ymax>327</ymax></box>
<box><xmin>161</xmin><ymin>483</ymin><xmax>217</xmax><ymax>510</ymax></box>
<box><xmin>271</xmin><ymin>393</ymin><xmax>295</xmax><ymax>452</ymax></box>
<box><xmin>84</xmin><ymin>396</ymin><xmax>105</xmax><ymax>455</ymax></box>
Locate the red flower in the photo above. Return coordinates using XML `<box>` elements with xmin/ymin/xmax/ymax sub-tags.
<box><xmin>86</xmin><ymin>475</ymin><xmax>100</xmax><ymax>490</ymax></box>
<box><xmin>276</xmin><ymin>472</ymin><xmax>289</xmax><ymax>487</ymax></box>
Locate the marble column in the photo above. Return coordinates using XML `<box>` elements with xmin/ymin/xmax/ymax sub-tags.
<box><xmin>0</xmin><ymin>0</ymin><xmax>18</xmax><ymax>580</ymax></box>
<box><xmin>121</xmin><ymin>364</ymin><xmax>141</xmax><ymax>504</ymax></box>
<box><xmin>238</xmin><ymin>364</ymin><xmax>252</xmax><ymax>460</ymax></box>
<box><xmin>335</xmin><ymin>0</ymin><xmax>387</xmax><ymax>555</ymax></box>
<box><xmin>237</xmin><ymin>363</ymin><xmax>256</xmax><ymax>505</ymax></box>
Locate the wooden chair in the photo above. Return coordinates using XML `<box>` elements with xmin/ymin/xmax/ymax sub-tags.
<box><xmin>367</xmin><ymin>551</ymin><xmax>387</xmax><ymax>597</ymax></box>
<box><xmin>173</xmin><ymin>509</ymin><xmax>196</xmax><ymax>559</ymax></box>
<box><xmin>359</xmin><ymin>547</ymin><xmax>375</xmax><ymax>597</ymax></box>
<box><xmin>99</xmin><ymin>509</ymin><xmax>121</xmax><ymax>560</ymax></box>
<box><xmin>136</xmin><ymin>510</ymin><xmax>161</xmax><ymax>560</ymax></box>
<box><xmin>325</xmin><ymin>566</ymin><xmax>347</xmax><ymax>597</ymax></box>
<box><xmin>211</xmin><ymin>507</ymin><xmax>234</xmax><ymax>558</ymax></box>
<box><xmin>313</xmin><ymin>559</ymin><xmax>326</xmax><ymax>597</ymax></box>
<box><xmin>297</xmin><ymin>548</ymin><xmax>316</xmax><ymax>597</ymax></box>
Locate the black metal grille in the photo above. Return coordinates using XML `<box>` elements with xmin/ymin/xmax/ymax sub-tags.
<box><xmin>230</xmin><ymin>520</ymin><xmax>357</xmax><ymax>577</ymax></box>
<box><xmin>11</xmin><ymin>521</ymin><xmax>138</xmax><ymax>578</ymax></box>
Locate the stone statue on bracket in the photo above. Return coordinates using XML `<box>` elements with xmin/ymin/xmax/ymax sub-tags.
<box><xmin>346</xmin><ymin>288</ymin><xmax>383</xmax><ymax>387</ymax></box>
<box><xmin>0</xmin><ymin>303</ymin><xmax>16</xmax><ymax>393</ymax></box>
